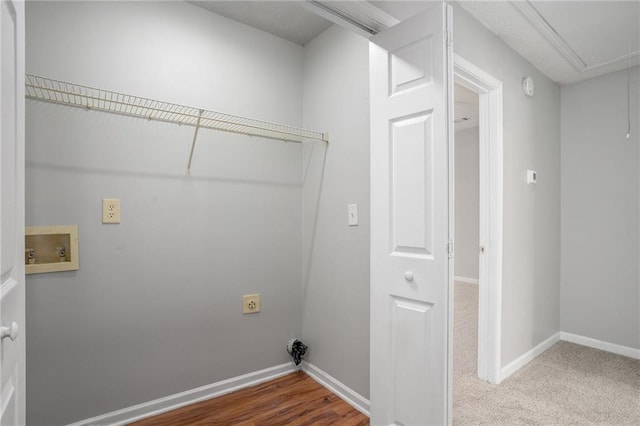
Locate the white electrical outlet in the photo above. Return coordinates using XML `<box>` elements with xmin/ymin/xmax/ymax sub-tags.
<box><xmin>102</xmin><ymin>198</ymin><xmax>121</xmax><ymax>224</ymax></box>
<box><xmin>243</xmin><ymin>294</ymin><xmax>261</xmax><ymax>314</ymax></box>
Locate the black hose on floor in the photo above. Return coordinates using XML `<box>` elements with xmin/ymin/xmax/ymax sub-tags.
<box><xmin>287</xmin><ymin>338</ymin><xmax>308</xmax><ymax>366</ymax></box>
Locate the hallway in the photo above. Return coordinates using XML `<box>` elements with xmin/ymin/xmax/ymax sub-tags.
<box><xmin>453</xmin><ymin>281</ymin><xmax>640</xmax><ymax>425</ymax></box>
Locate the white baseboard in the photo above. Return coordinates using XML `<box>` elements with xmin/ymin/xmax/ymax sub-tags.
<box><xmin>500</xmin><ymin>332</ymin><xmax>560</xmax><ymax>381</ymax></box>
<box><xmin>68</xmin><ymin>363</ymin><xmax>297</xmax><ymax>426</ymax></box>
<box><xmin>560</xmin><ymin>332</ymin><xmax>640</xmax><ymax>360</ymax></box>
<box><xmin>454</xmin><ymin>276</ymin><xmax>479</xmax><ymax>285</ymax></box>
<box><xmin>301</xmin><ymin>361</ymin><xmax>370</xmax><ymax>416</ymax></box>
<box><xmin>494</xmin><ymin>331</ymin><xmax>639</xmax><ymax>384</ymax></box>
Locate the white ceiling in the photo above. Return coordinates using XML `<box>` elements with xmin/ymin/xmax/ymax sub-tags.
<box><xmin>190</xmin><ymin>1</ymin><xmax>640</xmax><ymax>85</ymax></box>
<box><xmin>456</xmin><ymin>0</ymin><xmax>640</xmax><ymax>85</ymax></box>
<box><xmin>374</xmin><ymin>0</ymin><xmax>640</xmax><ymax>85</ymax></box>
<box><xmin>533</xmin><ymin>1</ymin><xmax>638</xmax><ymax>68</ymax></box>
<box><xmin>189</xmin><ymin>1</ymin><xmax>332</xmax><ymax>45</ymax></box>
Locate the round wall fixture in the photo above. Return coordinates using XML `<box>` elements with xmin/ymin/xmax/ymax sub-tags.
<box><xmin>522</xmin><ymin>76</ymin><xmax>535</xmax><ymax>97</ymax></box>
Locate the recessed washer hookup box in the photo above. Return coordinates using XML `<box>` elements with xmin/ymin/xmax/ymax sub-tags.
<box><xmin>25</xmin><ymin>225</ymin><xmax>79</xmax><ymax>274</ymax></box>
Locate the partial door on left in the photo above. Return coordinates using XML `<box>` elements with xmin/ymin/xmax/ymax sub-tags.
<box><xmin>1</xmin><ymin>0</ymin><xmax>26</xmax><ymax>424</ymax></box>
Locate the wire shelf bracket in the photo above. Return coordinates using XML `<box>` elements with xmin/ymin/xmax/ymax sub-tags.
<box><xmin>25</xmin><ymin>74</ymin><xmax>329</xmax><ymax>171</ymax></box>
<box><xmin>187</xmin><ymin>109</ymin><xmax>204</xmax><ymax>174</ymax></box>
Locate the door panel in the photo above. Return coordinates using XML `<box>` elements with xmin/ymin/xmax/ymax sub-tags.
<box><xmin>1</xmin><ymin>0</ymin><xmax>17</xmax><ymax>276</ymax></box>
<box><xmin>389</xmin><ymin>36</ymin><xmax>433</xmax><ymax>95</ymax></box>
<box><xmin>1</xmin><ymin>281</ymin><xmax>20</xmax><ymax>426</ymax></box>
<box><xmin>0</xmin><ymin>0</ymin><xmax>25</xmax><ymax>424</ymax></box>
<box><xmin>391</xmin><ymin>111</ymin><xmax>433</xmax><ymax>257</ymax></box>
<box><xmin>390</xmin><ymin>296</ymin><xmax>433</xmax><ymax>425</ymax></box>
<box><xmin>370</xmin><ymin>3</ymin><xmax>452</xmax><ymax>425</ymax></box>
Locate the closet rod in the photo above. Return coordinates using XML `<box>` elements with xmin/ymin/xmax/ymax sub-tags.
<box><xmin>25</xmin><ymin>74</ymin><xmax>329</xmax><ymax>144</ymax></box>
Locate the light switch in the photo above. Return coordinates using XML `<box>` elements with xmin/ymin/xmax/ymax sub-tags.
<box><xmin>527</xmin><ymin>170</ymin><xmax>537</xmax><ymax>185</ymax></box>
<box><xmin>348</xmin><ymin>203</ymin><xmax>359</xmax><ymax>226</ymax></box>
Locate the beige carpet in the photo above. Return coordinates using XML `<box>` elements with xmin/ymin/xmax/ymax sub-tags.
<box><xmin>453</xmin><ymin>281</ymin><xmax>640</xmax><ymax>425</ymax></box>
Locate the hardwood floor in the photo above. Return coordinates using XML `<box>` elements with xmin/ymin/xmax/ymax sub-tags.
<box><xmin>129</xmin><ymin>371</ymin><xmax>369</xmax><ymax>426</ymax></box>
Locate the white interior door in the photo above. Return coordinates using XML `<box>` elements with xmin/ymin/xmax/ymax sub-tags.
<box><xmin>0</xmin><ymin>0</ymin><xmax>26</xmax><ymax>424</ymax></box>
<box><xmin>370</xmin><ymin>2</ymin><xmax>453</xmax><ymax>425</ymax></box>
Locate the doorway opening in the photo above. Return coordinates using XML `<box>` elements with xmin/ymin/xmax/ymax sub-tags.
<box><xmin>453</xmin><ymin>81</ymin><xmax>481</xmax><ymax>396</ymax></box>
<box><xmin>450</xmin><ymin>55</ymin><xmax>504</xmax><ymax>400</ymax></box>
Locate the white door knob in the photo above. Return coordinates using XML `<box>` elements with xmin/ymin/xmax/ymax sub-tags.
<box><xmin>1</xmin><ymin>322</ymin><xmax>19</xmax><ymax>341</ymax></box>
<box><xmin>404</xmin><ymin>271</ymin><xmax>414</xmax><ymax>282</ymax></box>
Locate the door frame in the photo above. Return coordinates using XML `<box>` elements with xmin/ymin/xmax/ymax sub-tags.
<box><xmin>451</xmin><ymin>54</ymin><xmax>503</xmax><ymax>385</ymax></box>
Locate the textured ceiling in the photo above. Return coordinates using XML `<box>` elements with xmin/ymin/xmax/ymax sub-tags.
<box><xmin>375</xmin><ymin>1</ymin><xmax>640</xmax><ymax>85</ymax></box>
<box><xmin>370</xmin><ymin>0</ymin><xmax>438</xmax><ymax>22</ymax></box>
<box><xmin>189</xmin><ymin>1</ymin><xmax>332</xmax><ymax>46</ymax></box>
<box><xmin>190</xmin><ymin>1</ymin><xmax>639</xmax><ymax>85</ymax></box>
<box><xmin>456</xmin><ymin>1</ymin><xmax>639</xmax><ymax>85</ymax></box>
<box><xmin>533</xmin><ymin>1</ymin><xmax>639</xmax><ymax>68</ymax></box>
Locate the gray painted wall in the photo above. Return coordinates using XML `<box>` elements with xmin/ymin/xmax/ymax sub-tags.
<box><xmin>453</xmin><ymin>3</ymin><xmax>562</xmax><ymax>367</ymax></box>
<box><xmin>26</xmin><ymin>2</ymin><xmax>304</xmax><ymax>424</ymax></box>
<box><xmin>24</xmin><ymin>1</ymin><xmax>566</xmax><ymax>422</ymax></box>
<box><xmin>455</xmin><ymin>127</ymin><xmax>480</xmax><ymax>281</ymax></box>
<box><xmin>301</xmin><ymin>25</ymin><xmax>371</xmax><ymax>398</ymax></box>
<box><xmin>561</xmin><ymin>67</ymin><xmax>640</xmax><ymax>349</ymax></box>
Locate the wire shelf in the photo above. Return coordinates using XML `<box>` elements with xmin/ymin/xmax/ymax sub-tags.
<box><xmin>25</xmin><ymin>74</ymin><xmax>328</xmax><ymax>144</ymax></box>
